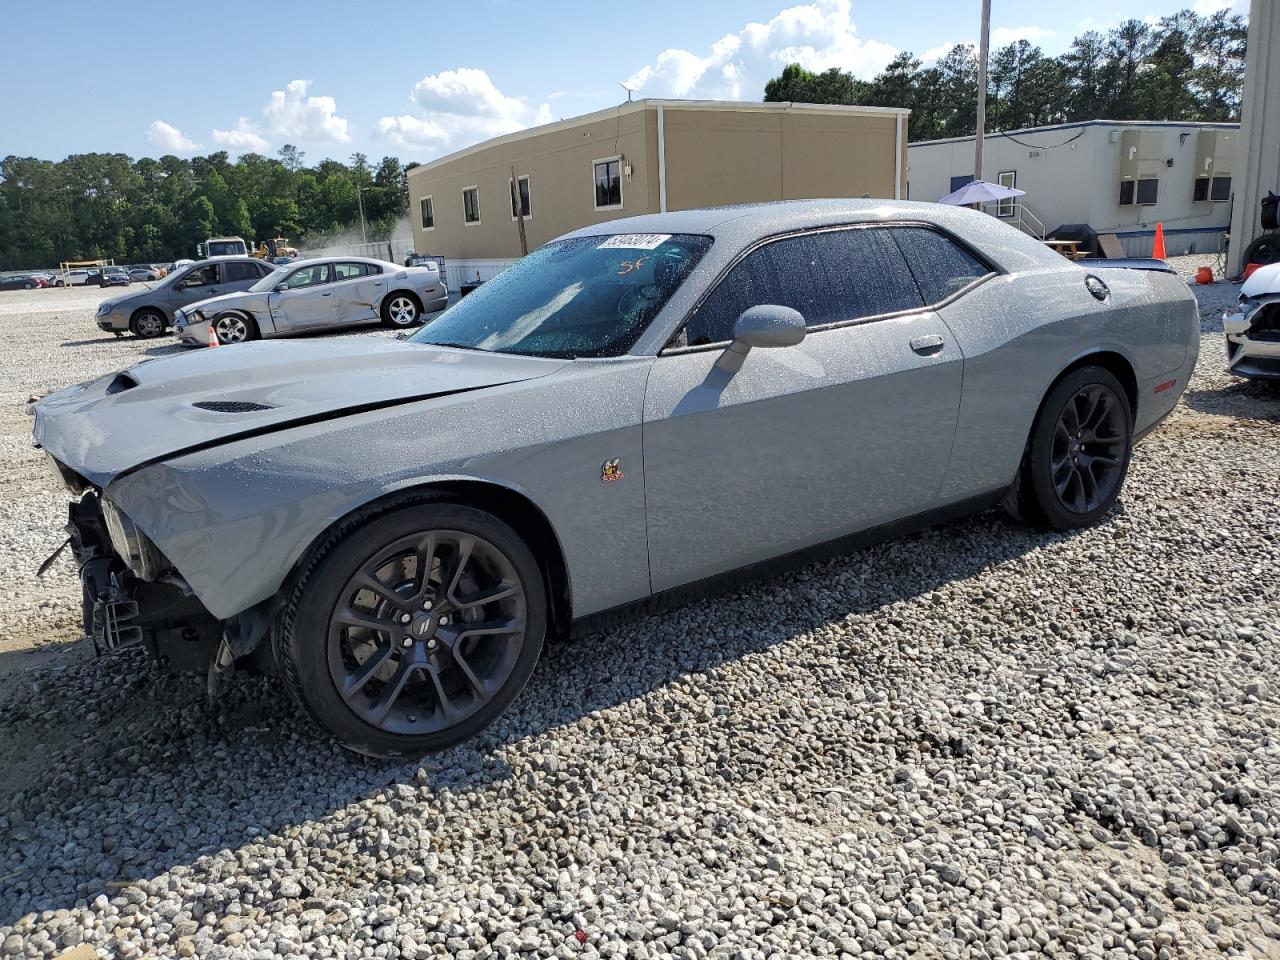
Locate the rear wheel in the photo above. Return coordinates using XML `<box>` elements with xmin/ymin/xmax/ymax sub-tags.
<box><xmin>213</xmin><ymin>312</ymin><xmax>258</xmax><ymax>345</ymax></box>
<box><xmin>278</xmin><ymin>498</ymin><xmax>546</xmax><ymax>757</ymax></box>
<box><xmin>129</xmin><ymin>309</ymin><xmax>166</xmax><ymax>339</ymax></box>
<box><xmin>381</xmin><ymin>292</ymin><xmax>422</xmax><ymax>328</ymax></box>
<box><xmin>1009</xmin><ymin>365</ymin><xmax>1133</xmax><ymax>530</ymax></box>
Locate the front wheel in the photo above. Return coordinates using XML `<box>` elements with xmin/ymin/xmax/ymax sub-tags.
<box><xmin>1010</xmin><ymin>365</ymin><xmax>1133</xmax><ymax>530</ymax></box>
<box><xmin>130</xmin><ymin>309</ymin><xmax>166</xmax><ymax>339</ymax></box>
<box><xmin>381</xmin><ymin>292</ymin><xmax>422</xmax><ymax>328</ymax></box>
<box><xmin>278</xmin><ymin>499</ymin><xmax>547</xmax><ymax>757</ymax></box>
<box><xmin>213</xmin><ymin>311</ymin><xmax>257</xmax><ymax>345</ymax></box>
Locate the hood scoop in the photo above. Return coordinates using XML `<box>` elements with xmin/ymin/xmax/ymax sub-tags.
<box><xmin>106</xmin><ymin>373</ymin><xmax>139</xmax><ymax>395</ymax></box>
<box><xmin>193</xmin><ymin>400</ymin><xmax>275</xmax><ymax>413</ymax></box>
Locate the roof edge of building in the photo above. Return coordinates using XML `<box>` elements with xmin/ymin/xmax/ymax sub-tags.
<box><xmin>909</xmin><ymin>118</ymin><xmax>1241</xmax><ymax>149</ymax></box>
<box><xmin>408</xmin><ymin>99</ymin><xmax>911</xmax><ymax>177</ymax></box>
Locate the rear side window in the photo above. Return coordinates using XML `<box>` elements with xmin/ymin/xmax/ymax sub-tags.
<box><xmin>335</xmin><ymin>262</ymin><xmax>374</xmax><ymax>280</ymax></box>
<box><xmin>889</xmin><ymin>228</ymin><xmax>991</xmax><ymax>304</ymax></box>
<box><xmin>680</xmin><ymin>228</ymin><xmax>923</xmax><ymax>346</ymax></box>
<box><xmin>224</xmin><ymin>261</ymin><xmax>260</xmax><ymax>283</ymax></box>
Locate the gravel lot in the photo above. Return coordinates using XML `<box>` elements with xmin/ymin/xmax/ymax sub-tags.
<box><xmin>1</xmin><ymin>261</ymin><xmax>1278</xmax><ymax>959</ymax></box>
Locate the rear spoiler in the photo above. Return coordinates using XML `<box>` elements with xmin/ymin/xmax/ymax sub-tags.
<box><xmin>1087</xmin><ymin>258</ymin><xmax>1176</xmax><ymax>275</ymax></box>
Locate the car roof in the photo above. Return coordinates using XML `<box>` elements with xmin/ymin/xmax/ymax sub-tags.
<box><xmin>279</xmin><ymin>255</ymin><xmax>397</xmax><ymax>269</ymax></box>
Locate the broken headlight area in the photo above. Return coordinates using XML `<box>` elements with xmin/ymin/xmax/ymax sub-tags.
<box><xmin>67</xmin><ymin>492</ymin><xmax>222</xmax><ymax>670</ymax></box>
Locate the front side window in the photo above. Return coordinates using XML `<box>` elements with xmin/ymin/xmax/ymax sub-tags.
<box><xmin>511</xmin><ymin>175</ymin><xmax>531</xmax><ymax>219</ymax></box>
<box><xmin>410</xmin><ymin>233</ymin><xmax>712</xmax><ymax>358</ymax></box>
<box><xmin>178</xmin><ymin>264</ymin><xmax>219</xmax><ymax>288</ymax></box>
<box><xmin>889</xmin><ymin>227</ymin><xmax>991</xmax><ymax>305</ymax></box>
<box><xmin>283</xmin><ymin>263</ymin><xmax>332</xmax><ymax>289</ymax></box>
<box><xmin>678</xmin><ymin>228</ymin><xmax>925</xmax><ymax>347</ymax></box>
<box><xmin>463</xmin><ymin>187</ymin><xmax>480</xmax><ymax>224</ymax></box>
<box><xmin>420</xmin><ymin>196</ymin><xmax>434</xmax><ymax>229</ymax></box>
<box><xmin>594</xmin><ymin>159</ymin><xmax>622</xmax><ymax>209</ymax></box>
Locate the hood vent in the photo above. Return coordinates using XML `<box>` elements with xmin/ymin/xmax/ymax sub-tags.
<box><xmin>193</xmin><ymin>400</ymin><xmax>275</xmax><ymax>413</ymax></box>
<box><xmin>105</xmin><ymin>373</ymin><xmax>139</xmax><ymax>394</ymax></box>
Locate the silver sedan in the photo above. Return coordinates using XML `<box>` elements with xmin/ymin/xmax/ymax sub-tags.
<box><xmin>174</xmin><ymin>256</ymin><xmax>448</xmax><ymax>346</ymax></box>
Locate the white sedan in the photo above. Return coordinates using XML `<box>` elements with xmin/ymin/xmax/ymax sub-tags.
<box><xmin>174</xmin><ymin>256</ymin><xmax>449</xmax><ymax>346</ymax></box>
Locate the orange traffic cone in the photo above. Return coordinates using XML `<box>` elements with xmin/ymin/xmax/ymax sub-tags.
<box><xmin>1152</xmin><ymin>222</ymin><xmax>1167</xmax><ymax>260</ymax></box>
<box><xmin>207</xmin><ymin>324</ymin><xmax>219</xmax><ymax>348</ymax></box>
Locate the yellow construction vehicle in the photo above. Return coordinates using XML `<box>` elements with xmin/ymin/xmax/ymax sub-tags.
<box><xmin>254</xmin><ymin>237</ymin><xmax>299</xmax><ymax>262</ymax></box>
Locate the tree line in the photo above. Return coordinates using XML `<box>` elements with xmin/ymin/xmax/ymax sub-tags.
<box><xmin>765</xmin><ymin>9</ymin><xmax>1248</xmax><ymax>143</ymax></box>
<box><xmin>0</xmin><ymin>147</ymin><xmax>413</xmax><ymax>271</ymax></box>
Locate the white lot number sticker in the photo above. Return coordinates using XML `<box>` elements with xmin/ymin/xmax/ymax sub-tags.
<box><xmin>597</xmin><ymin>234</ymin><xmax>671</xmax><ymax>250</ymax></box>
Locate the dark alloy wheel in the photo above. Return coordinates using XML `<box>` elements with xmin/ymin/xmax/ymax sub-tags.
<box><xmin>1049</xmin><ymin>383</ymin><xmax>1127</xmax><ymax>514</ymax></box>
<box><xmin>279</xmin><ymin>499</ymin><xmax>546</xmax><ymax>757</ymax></box>
<box><xmin>1011</xmin><ymin>365</ymin><xmax>1133</xmax><ymax>530</ymax></box>
<box><xmin>130</xmin><ymin>309</ymin><xmax>166</xmax><ymax>339</ymax></box>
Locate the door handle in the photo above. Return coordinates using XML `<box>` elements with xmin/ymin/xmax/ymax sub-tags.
<box><xmin>910</xmin><ymin>334</ymin><xmax>945</xmax><ymax>355</ymax></box>
<box><xmin>321</xmin><ymin>292</ymin><xmax>332</xmax><ymax>296</ymax></box>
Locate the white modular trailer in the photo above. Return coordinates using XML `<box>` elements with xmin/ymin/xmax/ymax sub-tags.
<box><xmin>908</xmin><ymin>120</ymin><xmax>1239</xmax><ymax>257</ymax></box>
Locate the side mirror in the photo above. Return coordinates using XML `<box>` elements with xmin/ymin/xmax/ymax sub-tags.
<box><xmin>730</xmin><ymin>305</ymin><xmax>806</xmax><ymax>352</ymax></box>
<box><xmin>273</xmin><ymin>283</ymin><xmax>287</xmax><ymax>293</ymax></box>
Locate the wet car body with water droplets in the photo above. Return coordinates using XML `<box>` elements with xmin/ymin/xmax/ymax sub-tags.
<box><xmin>30</xmin><ymin>200</ymin><xmax>1198</xmax><ymax>757</ymax></box>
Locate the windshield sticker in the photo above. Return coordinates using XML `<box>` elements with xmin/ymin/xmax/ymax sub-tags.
<box><xmin>598</xmin><ymin>234</ymin><xmax>671</xmax><ymax>250</ymax></box>
<box><xmin>616</xmin><ymin>258</ymin><xmax>648</xmax><ymax>275</ymax></box>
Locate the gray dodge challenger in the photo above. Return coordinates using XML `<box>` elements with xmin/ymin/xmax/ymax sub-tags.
<box><xmin>31</xmin><ymin>200</ymin><xmax>1198</xmax><ymax>757</ymax></box>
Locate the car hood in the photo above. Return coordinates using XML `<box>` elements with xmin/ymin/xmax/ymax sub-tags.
<box><xmin>1241</xmin><ymin>262</ymin><xmax>1280</xmax><ymax>298</ymax></box>
<box><xmin>32</xmin><ymin>338</ymin><xmax>568</xmax><ymax>487</ymax></box>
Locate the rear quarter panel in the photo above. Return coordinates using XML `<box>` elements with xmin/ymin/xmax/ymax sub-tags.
<box><xmin>936</xmin><ymin>265</ymin><xmax>1195</xmax><ymax>501</ymax></box>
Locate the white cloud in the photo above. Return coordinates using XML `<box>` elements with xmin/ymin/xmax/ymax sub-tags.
<box><xmin>146</xmin><ymin>120</ymin><xmax>200</xmax><ymax>153</ymax></box>
<box><xmin>920</xmin><ymin>42</ymin><xmax>959</xmax><ymax>65</ymax></box>
<box><xmin>990</xmin><ymin>25</ymin><xmax>1055</xmax><ymax>45</ymax></box>
<box><xmin>211</xmin><ymin>79</ymin><xmax>350</xmax><ymax>154</ymax></box>
<box><xmin>623</xmin><ymin>0</ymin><xmax>898</xmax><ymax>99</ymax></box>
<box><xmin>374</xmin><ymin>67</ymin><xmax>552</xmax><ymax>154</ymax></box>
<box><xmin>212</xmin><ymin>119</ymin><xmax>270</xmax><ymax>153</ymax></box>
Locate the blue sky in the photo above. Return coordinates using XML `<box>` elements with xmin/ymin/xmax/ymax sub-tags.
<box><xmin>0</xmin><ymin>0</ymin><xmax>1247</xmax><ymax>165</ymax></box>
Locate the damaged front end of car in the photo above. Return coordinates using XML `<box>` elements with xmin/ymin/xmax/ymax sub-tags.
<box><xmin>1225</xmin><ymin>264</ymin><xmax>1280</xmax><ymax>381</ymax></box>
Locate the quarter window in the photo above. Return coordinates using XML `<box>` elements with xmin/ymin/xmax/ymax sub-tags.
<box><xmin>679</xmin><ymin>228</ymin><xmax>925</xmax><ymax>347</ymax></box>
<box><xmin>463</xmin><ymin>187</ymin><xmax>481</xmax><ymax>224</ymax></box>
<box><xmin>510</xmin><ymin>175</ymin><xmax>531</xmax><ymax>219</ymax></box>
<box><xmin>888</xmin><ymin>227</ymin><xmax>991</xmax><ymax>304</ymax></box>
<box><xmin>420</xmin><ymin>196</ymin><xmax>434</xmax><ymax>229</ymax></box>
<box><xmin>594</xmin><ymin>158</ymin><xmax>622</xmax><ymax>209</ymax></box>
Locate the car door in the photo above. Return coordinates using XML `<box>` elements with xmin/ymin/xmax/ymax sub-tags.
<box><xmin>331</xmin><ymin>262</ymin><xmax>386</xmax><ymax>323</ymax></box>
<box><xmin>642</xmin><ymin>226</ymin><xmax>965</xmax><ymax>592</ymax></box>
<box><xmin>167</xmin><ymin>263</ymin><xmax>223</xmax><ymax>312</ymax></box>
<box><xmin>267</xmin><ymin>262</ymin><xmax>337</xmax><ymax>331</ymax></box>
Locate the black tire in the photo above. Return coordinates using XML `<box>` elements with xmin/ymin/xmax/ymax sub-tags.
<box><xmin>23</xmin><ymin>281</ymin><xmax>34</xmax><ymax>290</ymax></box>
<box><xmin>129</xmin><ymin>308</ymin><xmax>166</xmax><ymax>339</ymax></box>
<box><xmin>212</xmin><ymin>311</ymin><xmax>258</xmax><ymax>345</ymax></box>
<box><xmin>1242</xmin><ymin>234</ymin><xmax>1280</xmax><ymax>268</ymax></box>
<box><xmin>381</xmin><ymin>291</ymin><xmax>423</xmax><ymax>328</ymax></box>
<box><xmin>1008</xmin><ymin>365</ymin><xmax>1133</xmax><ymax>530</ymax></box>
<box><xmin>278</xmin><ymin>496</ymin><xmax>547</xmax><ymax>758</ymax></box>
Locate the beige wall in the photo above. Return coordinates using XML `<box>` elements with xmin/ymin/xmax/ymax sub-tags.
<box><xmin>409</xmin><ymin>102</ymin><xmax>907</xmax><ymax>263</ymax></box>
<box><xmin>1228</xmin><ymin>0</ymin><xmax>1279</xmax><ymax>274</ymax></box>
<box><xmin>409</xmin><ymin>107</ymin><xmax>654</xmax><ymax>262</ymax></box>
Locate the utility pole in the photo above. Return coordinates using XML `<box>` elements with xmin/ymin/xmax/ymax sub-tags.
<box><xmin>356</xmin><ymin>185</ymin><xmax>369</xmax><ymax>244</ymax></box>
<box><xmin>510</xmin><ymin>165</ymin><xmax>528</xmax><ymax>256</ymax></box>
<box><xmin>974</xmin><ymin>0</ymin><xmax>991</xmax><ymax>184</ymax></box>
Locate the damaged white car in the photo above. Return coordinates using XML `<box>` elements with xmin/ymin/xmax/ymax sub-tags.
<box><xmin>1225</xmin><ymin>263</ymin><xmax>1280</xmax><ymax>380</ymax></box>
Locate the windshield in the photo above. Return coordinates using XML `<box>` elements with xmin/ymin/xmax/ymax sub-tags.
<box><xmin>410</xmin><ymin>233</ymin><xmax>711</xmax><ymax>358</ymax></box>
<box><xmin>250</xmin><ymin>266</ymin><xmax>290</xmax><ymax>292</ymax></box>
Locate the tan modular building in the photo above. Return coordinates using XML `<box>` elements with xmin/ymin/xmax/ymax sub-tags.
<box><xmin>908</xmin><ymin>120</ymin><xmax>1239</xmax><ymax>258</ymax></box>
<box><xmin>408</xmin><ymin>99</ymin><xmax>909</xmax><ymax>285</ymax></box>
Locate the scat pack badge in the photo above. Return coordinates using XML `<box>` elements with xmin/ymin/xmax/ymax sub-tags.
<box><xmin>601</xmin><ymin>458</ymin><xmax>624</xmax><ymax>483</ymax></box>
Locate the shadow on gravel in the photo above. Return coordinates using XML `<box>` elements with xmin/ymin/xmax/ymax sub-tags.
<box><xmin>0</xmin><ymin>507</ymin><xmax>1085</xmax><ymax>924</ymax></box>
<box><xmin>59</xmin><ymin>337</ymin><xmax>126</xmax><ymax>347</ymax></box>
<box><xmin>1183</xmin><ymin>379</ymin><xmax>1280</xmax><ymax>420</ymax></box>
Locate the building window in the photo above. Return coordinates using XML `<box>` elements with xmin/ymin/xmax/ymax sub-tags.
<box><xmin>1211</xmin><ymin>176</ymin><xmax>1232</xmax><ymax>202</ymax></box>
<box><xmin>1193</xmin><ymin>177</ymin><xmax>1209</xmax><ymax>202</ymax></box>
<box><xmin>420</xmin><ymin>196</ymin><xmax>434</xmax><ymax>230</ymax></box>
<box><xmin>510</xmin><ymin>175</ymin><xmax>531</xmax><ymax>219</ymax></box>
<box><xmin>463</xmin><ymin>187</ymin><xmax>480</xmax><ymax>225</ymax></box>
<box><xmin>1120</xmin><ymin>178</ymin><xmax>1158</xmax><ymax>206</ymax></box>
<box><xmin>594</xmin><ymin>157</ymin><xmax>622</xmax><ymax>210</ymax></box>
<box><xmin>949</xmin><ymin>174</ymin><xmax>974</xmax><ymax>193</ymax></box>
<box><xmin>996</xmin><ymin>170</ymin><xmax>1017</xmax><ymax>218</ymax></box>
